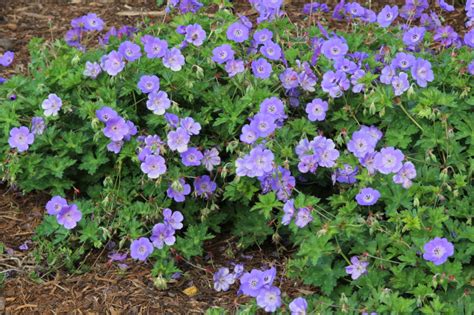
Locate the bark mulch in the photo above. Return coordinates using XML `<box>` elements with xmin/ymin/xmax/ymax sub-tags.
<box><xmin>0</xmin><ymin>0</ymin><xmax>469</xmax><ymax>313</ymax></box>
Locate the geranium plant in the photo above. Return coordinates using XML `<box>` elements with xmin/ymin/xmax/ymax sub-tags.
<box><xmin>0</xmin><ymin>0</ymin><xmax>473</xmax><ymax>313</ymax></box>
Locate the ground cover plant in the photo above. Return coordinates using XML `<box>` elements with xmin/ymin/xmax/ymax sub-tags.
<box><xmin>1</xmin><ymin>0</ymin><xmax>473</xmax><ymax>313</ymax></box>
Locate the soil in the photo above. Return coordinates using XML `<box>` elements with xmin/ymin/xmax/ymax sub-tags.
<box><xmin>0</xmin><ymin>0</ymin><xmax>469</xmax><ymax>313</ymax></box>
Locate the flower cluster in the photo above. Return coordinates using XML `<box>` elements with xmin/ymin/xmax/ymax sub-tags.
<box><xmin>282</xmin><ymin>199</ymin><xmax>313</xmax><ymax>228</ymax></box>
<box><xmin>8</xmin><ymin>94</ymin><xmax>61</xmax><ymax>153</ymax></box>
<box><xmin>213</xmin><ymin>263</ymin><xmax>244</xmax><ymax>292</ymax></box>
<box><xmin>167</xmin><ymin>0</ymin><xmax>203</xmax><ymax>14</ymax></box>
<box><xmin>65</xmin><ymin>13</ymin><xmax>105</xmax><ymax>50</ymax></box>
<box><xmin>0</xmin><ymin>51</ymin><xmax>14</xmax><ymax>67</ymax></box>
<box><xmin>45</xmin><ymin>196</ymin><xmax>82</xmax><ymax>229</ymax></box>
<box><xmin>239</xmin><ymin>267</ymin><xmax>281</xmax><ymax>312</ymax></box>
<box><xmin>96</xmin><ymin>106</ymin><xmax>137</xmax><ymax>154</ymax></box>
<box><xmin>296</xmin><ymin>135</ymin><xmax>339</xmax><ymax>173</ymax></box>
<box><xmin>130</xmin><ymin>208</ymin><xmax>184</xmax><ymax>261</ymax></box>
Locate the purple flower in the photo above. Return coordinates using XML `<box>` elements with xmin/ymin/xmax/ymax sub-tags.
<box><xmin>167</xmin><ymin>178</ymin><xmax>191</xmax><ymax>202</ymax></box>
<box><xmin>163</xmin><ymin>48</ymin><xmax>185</xmax><ymax>71</ymax></box>
<box><xmin>289</xmin><ymin>297</ymin><xmax>308</xmax><ymax>315</ymax></box>
<box><xmin>359</xmin><ymin>152</ymin><xmax>377</xmax><ymax>175</ymax></box>
<box><xmin>163</xmin><ymin>208</ymin><xmax>184</xmax><ymax>230</ymax></box>
<box><xmin>393</xmin><ymin>161</ymin><xmax>417</xmax><ymax>188</ymax></box>
<box><xmin>65</xmin><ymin>28</ymin><xmax>82</xmax><ymax>49</ymax></box>
<box><xmin>280</xmin><ymin>68</ymin><xmax>299</xmax><ymax>89</ymax></box>
<box><xmin>345</xmin><ymin>256</ymin><xmax>368</xmax><ymax>280</ymax></box>
<box><xmin>118</xmin><ymin>40</ymin><xmax>142</xmax><ymax>62</ymax></box>
<box><xmin>96</xmin><ymin>106</ymin><xmax>118</xmax><ymax>123</ymax></box>
<box><xmin>298</xmin><ymin>69</ymin><xmax>318</xmax><ymax>92</ymax></box>
<box><xmin>239</xmin><ymin>269</ymin><xmax>265</xmax><ymax>297</ymax></box>
<box><xmin>130</xmin><ymin>237</ymin><xmax>154</xmax><ymax>261</ymax></box>
<box><xmin>295</xmin><ymin>207</ymin><xmax>313</xmax><ymax>228</ymax></box>
<box><xmin>256</xmin><ymin>286</ymin><xmax>281</xmax><ymax>312</ymax></box>
<box><xmin>260</xmin><ymin>97</ymin><xmax>286</xmax><ymax>121</ymax></box>
<box><xmin>144</xmin><ymin>135</ymin><xmax>163</xmax><ymax>153</ymax></box>
<box><xmin>194</xmin><ymin>175</ymin><xmax>217</xmax><ymax>199</ymax></box>
<box><xmin>57</xmin><ymin>204</ymin><xmax>82</xmax><ymax>230</ymax></box>
<box><xmin>177</xmin><ymin>0</ymin><xmax>203</xmax><ymax>14</ymax></box>
<box><xmin>84</xmin><ymin>61</ymin><xmax>102</xmax><ymax>78</ymax></box>
<box><xmin>392</xmin><ymin>52</ymin><xmax>415</xmax><ymax>70</ymax></box>
<box><xmin>19</xmin><ymin>242</ymin><xmax>29</xmax><ymax>251</ymax></box>
<box><xmin>392</xmin><ymin>72</ymin><xmax>410</xmax><ymax>96</ymax></box>
<box><xmin>438</xmin><ymin>0</ymin><xmax>454</xmax><ymax>12</ymax></box>
<box><xmin>468</xmin><ymin>60</ymin><xmax>474</xmax><ymax>75</ymax></box>
<box><xmin>233</xmin><ymin>263</ymin><xmax>245</xmax><ymax>279</ymax></box>
<box><xmin>334</xmin><ymin>58</ymin><xmax>357</xmax><ymax>74</ymax></box>
<box><xmin>252</xmin><ymin>58</ymin><xmax>272</xmax><ymax>79</ymax></box>
<box><xmin>167</xmin><ymin>127</ymin><xmax>190</xmax><ymax>153</ymax></box>
<box><xmin>351</xmin><ymin>69</ymin><xmax>366</xmax><ymax>93</ymax></box>
<box><xmin>321</xmin><ymin>70</ymin><xmax>349</xmax><ymax>98</ymax></box>
<box><xmin>411</xmin><ymin>58</ymin><xmax>434</xmax><ymax>88</ymax></box>
<box><xmin>181</xmin><ymin>117</ymin><xmax>201</xmax><ymax>135</ymax></box>
<box><xmin>360</xmin><ymin>125</ymin><xmax>383</xmax><ymax>143</ymax></box>
<box><xmin>31</xmin><ymin>117</ymin><xmax>45</xmax><ymax>135</ymax></box>
<box><xmin>380</xmin><ymin>65</ymin><xmax>396</xmax><ymax>85</ymax></box>
<box><xmin>185</xmin><ymin>23</ymin><xmax>206</xmax><ymax>46</ymax></box>
<box><xmin>104</xmin><ymin>117</ymin><xmax>130</xmax><ymax>141</ymax></box>
<box><xmin>423</xmin><ymin>237</ymin><xmax>454</xmax><ymax>265</ymax></box>
<box><xmin>304</xmin><ymin>2</ymin><xmax>329</xmax><ymax>14</ymax></box>
<box><xmin>83</xmin><ymin>13</ymin><xmax>104</xmax><ymax>31</ymax></box>
<box><xmin>144</xmin><ymin>37</ymin><xmax>168</xmax><ymax>58</ymax></box>
<box><xmin>305</xmin><ymin>98</ymin><xmax>328</xmax><ymax>122</ymax></box>
<box><xmin>321</xmin><ymin>37</ymin><xmax>348</xmax><ymax>60</ymax></box>
<box><xmin>434</xmin><ymin>26</ymin><xmax>459</xmax><ymax>47</ymax></box>
<box><xmin>225</xmin><ymin>59</ymin><xmax>245</xmax><ymax>77</ymax></box>
<box><xmin>181</xmin><ymin>147</ymin><xmax>203</xmax><ymax>166</ymax></box>
<box><xmin>226</xmin><ymin>22</ymin><xmax>250</xmax><ymax>43</ymax></box>
<box><xmin>140</xmin><ymin>155</ymin><xmax>167</xmax><ymax>179</ymax></box>
<box><xmin>212</xmin><ymin>44</ymin><xmax>235</xmax><ymax>64</ymax></box>
<box><xmin>108</xmin><ymin>252</ymin><xmax>127</xmax><ymax>262</ymax></box>
<box><xmin>202</xmin><ymin>148</ymin><xmax>221</xmax><ymax>171</ymax></box>
<box><xmin>282</xmin><ymin>199</ymin><xmax>295</xmax><ymax>225</ymax></box>
<box><xmin>8</xmin><ymin>126</ymin><xmax>34</xmax><ymax>152</ymax></box>
<box><xmin>253</xmin><ymin>29</ymin><xmax>273</xmax><ymax>45</ymax></box>
<box><xmin>107</xmin><ymin>141</ymin><xmax>123</xmax><ymax>154</ymax></box>
<box><xmin>101</xmin><ymin>51</ymin><xmax>125</xmax><ymax>76</ymax></box>
<box><xmin>316</xmin><ymin>138</ymin><xmax>340</xmax><ymax>167</ymax></box>
<box><xmin>377</xmin><ymin>5</ymin><xmax>398</xmax><ymax>27</ymax></box>
<box><xmin>347</xmin><ymin>130</ymin><xmax>376</xmax><ymax>158</ymax></box>
<box><xmin>0</xmin><ymin>51</ymin><xmax>14</xmax><ymax>67</ymax></box>
<box><xmin>334</xmin><ymin>164</ymin><xmax>359</xmax><ymax>184</ymax></box>
<box><xmin>356</xmin><ymin>187</ymin><xmax>381</xmax><ymax>206</ymax></box>
<box><xmin>374</xmin><ymin>147</ymin><xmax>405</xmax><ymax>174</ymax></box>
<box><xmin>138</xmin><ymin>75</ymin><xmax>160</xmax><ymax>94</ymax></box>
<box><xmin>213</xmin><ymin>267</ymin><xmax>235</xmax><ymax>292</ymax></box>
<box><xmin>150</xmin><ymin>223</ymin><xmax>176</xmax><ymax>249</ymax></box>
<box><xmin>42</xmin><ymin>93</ymin><xmax>62</xmax><ymax>117</ymax></box>
<box><xmin>236</xmin><ymin>146</ymin><xmax>274</xmax><ymax>178</ymax></box>
<box><xmin>146</xmin><ymin>91</ymin><xmax>171</xmax><ymax>115</ymax></box>
<box><xmin>250</xmin><ymin>113</ymin><xmax>276</xmax><ymax>138</ymax></box>
<box><xmin>464</xmin><ymin>29</ymin><xmax>474</xmax><ymax>48</ymax></box>
<box><xmin>403</xmin><ymin>26</ymin><xmax>425</xmax><ymax>48</ymax></box>
<box><xmin>260</xmin><ymin>42</ymin><xmax>282</xmax><ymax>61</ymax></box>
<box><xmin>46</xmin><ymin>196</ymin><xmax>68</xmax><ymax>215</ymax></box>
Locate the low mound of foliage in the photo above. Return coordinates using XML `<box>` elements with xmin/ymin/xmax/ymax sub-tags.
<box><xmin>1</xmin><ymin>0</ymin><xmax>473</xmax><ymax>313</ymax></box>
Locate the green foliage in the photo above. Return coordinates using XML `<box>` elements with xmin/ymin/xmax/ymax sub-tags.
<box><xmin>0</xmin><ymin>1</ymin><xmax>473</xmax><ymax>313</ymax></box>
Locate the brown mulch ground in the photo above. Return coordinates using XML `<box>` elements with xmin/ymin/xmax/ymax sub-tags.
<box><xmin>0</xmin><ymin>184</ymin><xmax>313</xmax><ymax>314</ymax></box>
<box><xmin>0</xmin><ymin>0</ymin><xmax>470</xmax><ymax>313</ymax></box>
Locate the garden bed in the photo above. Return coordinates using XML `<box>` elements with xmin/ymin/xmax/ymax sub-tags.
<box><xmin>1</xmin><ymin>0</ymin><xmax>473</xmax><ymax>314</ymax></box>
